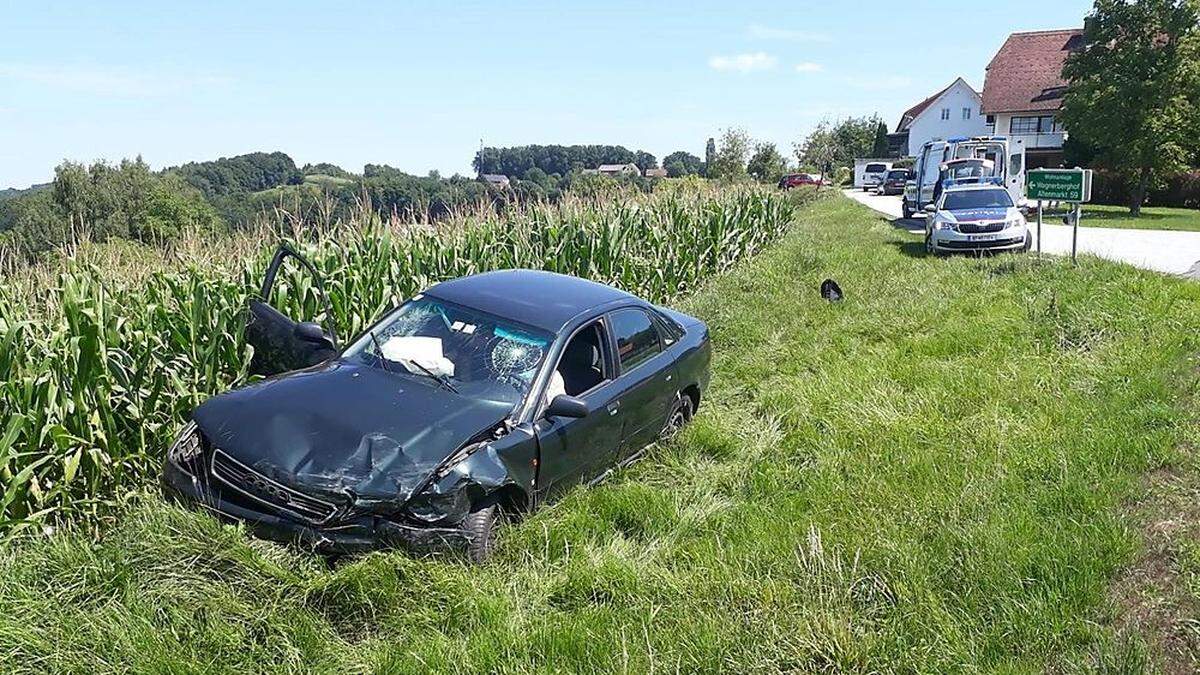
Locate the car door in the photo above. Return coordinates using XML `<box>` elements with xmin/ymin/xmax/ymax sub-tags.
<box><xmin>533</xmin><ymin>318</ymin><xmax>623</xmax><ymax>499</ymax></box>
<box><xmin>1007</xmin><ymin>139</ymin><xmax>1026</xmax><ymax>205</ymax></box>
<box><xmin>919</xmin><ymin>142</ymin><xmax>947</xmax><ymax>207</ymax></box>
<box><xmin>607</xmin><ymin>307</ymin><xmax>678</xmax><ymax>463</ymax></box>
<box><xmin>245</xmin><ymin>245</ymin><xmax>340</xmax><ymax>377</ymax></box>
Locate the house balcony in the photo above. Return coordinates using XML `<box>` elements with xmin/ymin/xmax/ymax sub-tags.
<box><xmin>1010</xmin><ymin>132</ymin><xmax>1065</xmax><ymax>151</ymax></box>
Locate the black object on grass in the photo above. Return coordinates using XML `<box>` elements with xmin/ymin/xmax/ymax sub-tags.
<box><xmin>820</xmin><ymin>279</ymin><xmax>843</xmax><ymax>302</ymax></box>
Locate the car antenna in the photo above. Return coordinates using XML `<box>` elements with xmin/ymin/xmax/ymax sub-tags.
<box><xmin>369</xmin><ymin>330</ymin><xmax>393</xmax><ymax>373</ymax></box>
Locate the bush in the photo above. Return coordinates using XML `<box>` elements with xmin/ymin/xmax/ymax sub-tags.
<box><xmin>1089</xmin><ymin>169</ymin><xmax>1200</xmax><ymax>209</ymax></box>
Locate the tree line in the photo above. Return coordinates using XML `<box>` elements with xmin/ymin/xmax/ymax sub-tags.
<box><xmin>0</xmin><ymin>125</ymin><xmax>887</xmax><ymax>261</ymax></box>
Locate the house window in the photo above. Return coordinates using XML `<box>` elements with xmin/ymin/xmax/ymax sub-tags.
<box><xmin>962</xmin><ymin>108</ymin><xmax>972</xmax><ymax>120</ymax></box>
<box><xmin>941</xmin><ymin>108</ymin><xmax>950</xmax><ymax>121</ymax></box>
<box><xmin>1010</xmin><ymin>115</ymin><xmax>1063</xmax><ymax>134</ymax></box>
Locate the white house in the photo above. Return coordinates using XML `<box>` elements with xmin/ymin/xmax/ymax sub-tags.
<box><xmin>893</xmin><ymin>78</ymin><xmax>987</xmax><ymax>157</ymax></box>
<box><xmin>597</xmin><ymin>163</ymin><xmax>641</xmax><ymax>176</ymax></box>
<box><xmin>981</xmin><ymin>29</ymin><xmax>1084</xmax><ymax>170</ymax></box>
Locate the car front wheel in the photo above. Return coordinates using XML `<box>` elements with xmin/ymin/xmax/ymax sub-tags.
<box><xmin>462</xmin><ymin>503</ymin><xmax>502</xmax><ymax>563</ymax></box>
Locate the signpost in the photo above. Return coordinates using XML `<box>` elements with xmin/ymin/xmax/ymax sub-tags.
<box><xmin>1026</xmin><ymin>168</ymin><xmax>1093</xmax><ymax>264</ymax></box>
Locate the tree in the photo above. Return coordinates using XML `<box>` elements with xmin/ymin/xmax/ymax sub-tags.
<box><xmin>633</xmin><ymin>151</ymin><xmax>658</xmax><ymax>172</ymax></box>
<box><xmin>472</xmin><ymin>145</ymin><xmax>655</xmax><ymax>177</ymax></box>
<box><xmin>794</xmin><ymin>115</ymin><xmax>887</xmax><ymax>172</ymax></box>
<box><xmin>704</xmin><ymin>138</ymin><xmax>717</xmax><ymax>177</ymax></box>
<box><xmin>170</xmin><ymin>152</ymin><xmax>303</xmax><ymax>197</ymax></box>
<box><xmin>794</xmin><ymin>121</ymin><xmax>837</xmax><ymax>174</ymax></box>
<box><xmin>872</xmin><ymin>121</ymin><xmax>890</xmax><ymax>157</ymax></box>
<box><xmin>301</xmin><ymin>162</ymin><xmax>351</xmax><ymax>179</ymax></box>
<box><xmin>707</xmin><ymin>128</ymin><xmax>753</xmax><ymax>180</ymax></box>
<box><xmin>662</xmin><ymin>151</ymin><xmax>705</xmax><ymax>177</ymax></box>
<box><xmin>746</xmin><ymin>142</ymin><xmax>789</xmax><ymax>183</ymax></box>
<box><xmin>1062</xmin><ymin>0</ymin><xmax>1200</xmax><ymax>216</ymax></box>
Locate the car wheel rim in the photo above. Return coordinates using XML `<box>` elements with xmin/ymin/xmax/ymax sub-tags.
<box><xmin>663</xmin><ymin>404</ymin><xmax>688</xmax><ymax>439</ymax></box>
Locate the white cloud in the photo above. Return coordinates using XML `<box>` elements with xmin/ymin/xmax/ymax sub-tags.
<box><xmin>0</xmin><ymin>64</ymin><xmax>233</xmax><ymax>97</ymax></box>
<box><xmin>843</xmin><ymin>75</ymin><xmax>913</xmax><ymax>91</ymax></box>
<box><xmin>747</xmin><ymin>24</ymin><xmax>832</xmax><ymax>43</ymax></box>
<box><xmin>708</xmin><ymin>52</ymin><xmax>777</xmax><ymax>73</ymax></box>
<box><xmin>794</xmin><ymin>62</ymin><xmax>824</xmax><ymax>73</ymax></box>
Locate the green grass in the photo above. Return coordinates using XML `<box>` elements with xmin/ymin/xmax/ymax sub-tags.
<box><xmin>1</xmin><ymin>195</ymin><xmax>1198</xmax><ymax>671</ymax></box>
<box><xmin>1042</xmin><ymin>204</ymin><xmax>1200</xmax><ymax>232</ymax></box>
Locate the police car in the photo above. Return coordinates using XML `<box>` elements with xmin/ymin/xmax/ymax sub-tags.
<box><xmin>923</xmin><ymin>184</ymin><xmax>1032</xmax><ymax>255</ymax></box>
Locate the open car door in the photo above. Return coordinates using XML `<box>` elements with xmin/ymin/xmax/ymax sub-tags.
<box><xmin>246</xmin><ymin>245</ymin><xmax>340</xmax><ymax>377</ymax></box>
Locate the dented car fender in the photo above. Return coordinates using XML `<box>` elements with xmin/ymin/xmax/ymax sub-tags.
<box><xmin>403</xmin><ymin>422</ymin><xmax>539</xmax><ymax>525</ymax></box>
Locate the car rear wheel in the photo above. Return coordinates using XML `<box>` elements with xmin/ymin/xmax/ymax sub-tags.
<box><xmin>661</xmin><ymin>394</ymin><xmax>694</xmax><ymax>440</ymax></box>
<box><xmin>463</xmin><ymin>503</ymin><xmax>503</xmax><ymax>563</ymax></box>
<box><xmin>902</xmin><ymin>201</ymin><xmax>913</xmax><ymax>219</ymax></box>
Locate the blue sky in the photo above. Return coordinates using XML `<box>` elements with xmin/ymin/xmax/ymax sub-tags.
<box><xmin>0</xmin><ymin>0</ymin><xmax>1093</xmax><ymax>188</ymax></box>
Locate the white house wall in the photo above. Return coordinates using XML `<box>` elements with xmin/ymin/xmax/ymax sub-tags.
<box><xmin>905</xmin><ymin>81</ymin><xmax>988</xmax><ymax>156</ymax></box>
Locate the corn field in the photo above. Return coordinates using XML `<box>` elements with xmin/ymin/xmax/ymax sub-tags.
<box><xmin>0</xmin><ymin>185</ymin><xmax>808</xmax><ymax>535</ymax></box>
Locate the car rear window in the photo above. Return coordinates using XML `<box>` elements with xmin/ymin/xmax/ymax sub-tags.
<box><xmin>865</xmin><ymin>163</ymin><xmax>887</xmax><ymax>172</ymax></box>
<box><xmin>886</xmin><ymin>170</ymin><xmax>908</xmax><ymax>179</ymax></box>
<box><xmin>942</xmin><ymin>189</ymin><xmax>1014</xmax><ymax>210</ymax></box>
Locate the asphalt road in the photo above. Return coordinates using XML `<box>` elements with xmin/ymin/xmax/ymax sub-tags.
<box><xmin>843</xmin><ymin>189</ymin><xmax>1200</xmax><ymax>279</ymax></box>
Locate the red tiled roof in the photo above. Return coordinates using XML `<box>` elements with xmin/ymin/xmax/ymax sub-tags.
<box><xmin>896</xmin><ymin>78</ymin><xmax>979</xmax><ymax>131</ymax></box>
<box><xmin>982</xmin><ymin>28</ymin><xmax>1083</xmax><ymax>114</ymax></box>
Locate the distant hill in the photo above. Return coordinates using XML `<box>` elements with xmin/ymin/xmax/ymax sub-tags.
<box><xmin>0</xmin><ymin>183</ymin><xmax>51</xmax><ymax>201</ymax></box>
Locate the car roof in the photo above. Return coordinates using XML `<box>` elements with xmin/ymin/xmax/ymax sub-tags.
<box><xmin>944</xmin><ymin>184</ymin><xmax>1007</xmax><ymax>193</ymax></box>
<box><xmin>424</xmin><ymin>269</ymin><xmax>636</xmax><ymax>333</ymax></box>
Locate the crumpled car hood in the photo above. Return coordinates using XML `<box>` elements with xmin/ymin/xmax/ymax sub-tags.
<box><xmin>191</xmin><ymin>360</ymin><xmax>511</xmax><ymax>506</ymax></box>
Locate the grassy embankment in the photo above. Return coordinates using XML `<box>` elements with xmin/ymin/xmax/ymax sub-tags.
<box><xmin>1</xmin><ymin>195</ymin><xmax>1198</xmax><ymax>671</ymax></box>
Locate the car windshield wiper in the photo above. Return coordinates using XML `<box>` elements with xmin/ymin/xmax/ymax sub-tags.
<box><xmin>403</xmin><ymin>358</ymin><xmax>460</xmax><ymax>395</ymax></box>
<box><xmin>369</xmin><ymin>331</ymin><xmax>393</xmax><ymax>374</ymax></box>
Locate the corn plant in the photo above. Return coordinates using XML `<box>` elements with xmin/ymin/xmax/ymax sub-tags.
<box><xmin>0</xmin><ymin>184</ymin><xmax>809</xmax><ymax>536</ymax></box>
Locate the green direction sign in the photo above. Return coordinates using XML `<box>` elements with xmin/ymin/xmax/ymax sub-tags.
<box><xmin>1027</xmin><ymin>168</ymin><xmax>1092</xmax><ymax>202</ymax></box>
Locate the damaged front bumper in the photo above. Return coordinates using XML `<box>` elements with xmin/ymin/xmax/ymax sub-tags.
<box><xmin>161</xmin><ymin>456</ymin><xmax>472</xmax><ymax>554</ymax></box>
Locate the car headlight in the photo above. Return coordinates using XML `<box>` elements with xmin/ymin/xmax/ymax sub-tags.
<box><xmin>935</xmin><ymin>221</ymin><xmax>957</xmax><ymax>231</ymax></box>
<box><xmin>168</xmin><ymin>421</ymin><xmax>202</xmax><ymax>463</ymax></box>
<box><xmin>1006</xmin><ymin>218</ymin><xmax>1024</xmax><ymax>228</ymax></box>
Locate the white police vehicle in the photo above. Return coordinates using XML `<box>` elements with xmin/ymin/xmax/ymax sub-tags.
<box><xmin>924</xmin><ymin>183</ymin><xmax>1032</xmax><ymax>255</ymax></box>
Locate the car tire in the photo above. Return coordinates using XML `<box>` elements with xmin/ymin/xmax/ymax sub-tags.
<box><xmin>902</xmin><ymin>202</ymin><xmax>913</xmax><ymax>219</ymax></box>
<box><xmin>661</xmin><ymin>394</ymin><xmax>694</xmax><ymax>440</ymax></box>
<box><xmin>462</xmin><ymin>503</ymin><xmax>502</xmax><ymax>563</ymax></box>
<box><xmin>1023</xmin><ymin>231</ymin><xmax>1033</xmax><ymax>252</ymax></box>
<box><xmin>925</xmin><ymin>232</ymin><xmax>940</xmax><ymax>256</ymax></box>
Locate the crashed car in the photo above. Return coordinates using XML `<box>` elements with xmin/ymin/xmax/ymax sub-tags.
<box><xmin>162</xmin><ymin>247</ymin><xmax>711</xmax><ymax>561</ymax></box>
<box><xmin>923</xmin><ymin>184</ymin><xmax>1032</xmax><ymax>255</ymax></box>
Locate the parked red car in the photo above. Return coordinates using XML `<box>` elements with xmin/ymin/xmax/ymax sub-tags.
<box><xmin>778</xmin><ymin>173</ymin><xmax>822</xmax><ymax>189</ymax></box>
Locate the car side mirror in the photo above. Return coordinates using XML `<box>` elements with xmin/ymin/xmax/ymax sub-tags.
<box><xmin>546</xmin><ymin>394</ymin><xmax>589</xmax><ymax>419</ymax></box>
<box><xmin>923</xmin><ymin>204</ymin><xmax>937</xmax><ymax>213</ymax></box>
<box><xmin>294</xmin><ymin>321</ymin><xmax>332</xmax><ymax>346</ymax></box>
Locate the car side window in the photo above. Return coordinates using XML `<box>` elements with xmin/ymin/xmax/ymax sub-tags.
<box><xmin>652</xmin><ymin>310</ymin><xmax>682</xmax><ymax>346</ymax></box>
<box><xmin>543</xmin><ymin>320</ymin><xmax>611</xmax><ymax>406</ymax></box>
<box><xmin>610</xmin><ymin>308</ymin><xmax>661</xmax><ymax>372</ymax></box>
